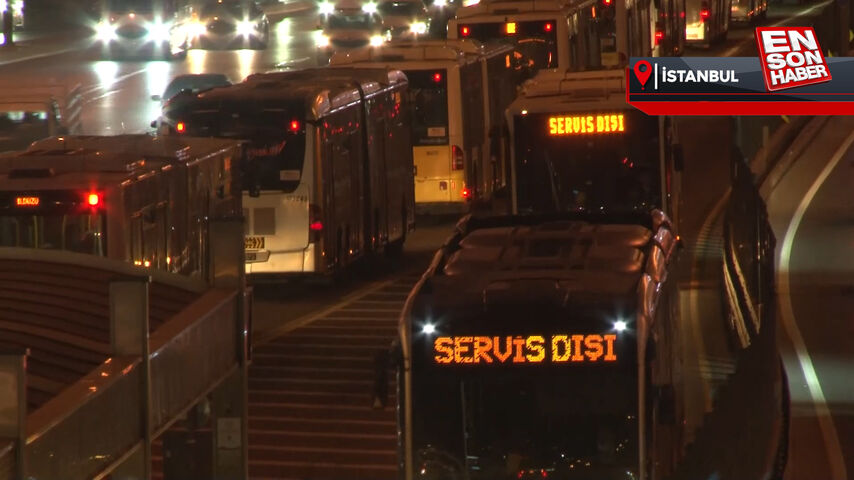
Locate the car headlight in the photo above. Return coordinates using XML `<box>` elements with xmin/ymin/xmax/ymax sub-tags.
<box><xmin>315</xmin><ymin>32</ymin><xmax>330</xmax><ymax>47</ymax></box>
<box><xmin>187</xmin><ymin>20</ymin><xmax>206</xmax><ymax>37</ymax></box>
<box><xmin>369</xmin><ymin>34</ymin><xmax>384</xmax><ymax>46</ymax></box>
<box><xmin>410</xmin><ymin>21</ymin><xmax>427</xmax><ymax>35</ymax></box>
<box><xmin>433</xmin><ymin>0</ymin><xmax>446</xmax><ymax>6</ymax></box>
<box><xmin>147</xmin><ymin>21</ymin><xmax>172</xmax><ymax>42</ymax></box>
<box><xmin>95</xmin><ymin>21</ymin><xmax>117</xmax><ymax>42</ymax></box>
<box><xmin>362</xmin><ymin>2</ymin><xmax>377</xmax><ymax>13</ymax></box>
<box><xmin>237</xmin><ymin>19</ymin><xmax>256</xmax><ymax>36</ymax></box>
<box><xmin>319</xmin><ymin>1</ymin><xmax>334</xmax><ymax>15</ymax></box>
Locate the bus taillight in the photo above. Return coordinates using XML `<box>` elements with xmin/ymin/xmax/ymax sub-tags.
<box><xmin>700</xmin><ymin>2</ymin><xmax>710</xmax><ymax>20</ymax></box>
<box><xmin>176</xmin><ymin>122</ymin><xmax>186</xmax><ymax>133</ymax></box>
<box><xmin>654</xmin><ymin>23</ymin><xmax>664</xmax><ymax>45</ymax></box>
<box><xmin>460</xmin><ymin>25</ymin><xmax>470</xmax><ymax>37</ymax></box>
<box><xmin>602</xmin><ymin>0</ymin><xmax>612</xmax><ymax>6</ymax></box>
<box><xmin>86</xmin><ymin>192</ymin><xmax>101</xmax><ymax>207</ymax></box>
<box><xmin>309</xmin><ymin>203</ymin><xmax>323</xmax><ymax>234</ymax></box>
<box><xmin>451</xmin><ymin>145</ymin><xmax>464</xmax><ymax>170</ymax></box>
<box><xmin>289</xmin><ymin>120</ymin><xmax>300</xmax><ymax>132</ymax></box>
<box><xmin>543</xmin><ymin>22</ymin><xmax>553</xmax><ymax>32</ymax></box>
<box><xmin>461</xmin><ymin>186</ymin><xmax>471</xmax><ymax>199</ymax></box>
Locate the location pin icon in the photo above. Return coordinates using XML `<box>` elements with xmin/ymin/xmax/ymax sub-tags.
<box><xmin>634</xmin><ymin>60</ymin><xmax>652</xmax><ymax>90</ymax></box>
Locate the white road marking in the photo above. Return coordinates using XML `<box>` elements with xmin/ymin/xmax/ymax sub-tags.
<box><xmin>776</xmin><ymin>126</ymin><xmax>854</xmax><ymax>480</ymax></box>
<box><xmin>722</xmin><ymin>1</ymin><xmax>832</xmax><ymax>57</ymax></box>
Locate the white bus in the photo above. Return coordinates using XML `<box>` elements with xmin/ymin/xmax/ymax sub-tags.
<box><xmin>685</xmin><ymin>0</ymin><xmax>730</xmax><ymax>46</ymax></box>
<box><xmin>0</xmin><ymin>135</ymin><xmax>243</xmax><ymax>278</ymax></box>
<box><xmin>330</xmin><ymin>39</ymin><xmax>522</xmax><ymax>214</ymax></box>
<box><xmin>448</xmin><ymin>0</ymin><xmax>684</xmax><ymax>70</ymax></box>
<box><xmin>162</xmin><ymin>68</ymin><xmax>415</xmax><ymax>278</ymax></box>
<box><xmin>503</xmin><ymin>68</ymin><xmax>683</xmax><ymax>230</ymax></box>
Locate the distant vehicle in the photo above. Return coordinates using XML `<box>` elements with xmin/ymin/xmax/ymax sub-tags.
<box><xmin>6</xmin><ymin>135</ymin><xmax>244</xmax><ymax>278</ymax></box>
<box><xmin>376</xmin><ymin>0</ymin><xmax>431</xmax><ymax>39</ymax></box>
<box><xmin>185</xmin><ymin>0</ymin><xmax>270</xmax><ymax>50</ymax></box>
<box><xmin>161</xmin><ymin>68</ymin><xmax>415</xmax><ymax>278</ymax></box>
<box><xmin>92</xmin><ymin>0</ymin><xmax>189</xmax><ymax>60</ymax></box>
<box><xmin>504</xmin><ymin>68</ymin><xmax>684</xmax><ymax>230</ymax></box>
<box><xmin>386</xmin><ymin>211</ymin><xmax>684</xmax><ymax>480</ymax></box>
<box><xmin>330</xmin><ymin>39</ymin><xmax>525</xmax><ymax>214</ymax></box>
<box><xmin>0</xmin><ymin>84</ymin><xmax>83</xmax><ymax>153</ymax></box>
<box><xmin>730</xmin><ymin>0</ymin><xmax>766</xmax><ymax>24</ymax></box>
<box><xmin>316</xmin><ymin>0</ymin><xmax>387</xmax><ymax>62</ymax></box>
<box><xmin>685</xmin><ymin>0</ymin><xmax>730</xmax><ymax>46</ymax></box>
<box><xmin>152</xmin><ymin>73</ymin><xmax>232</xmax><ymax>105</ymax></box>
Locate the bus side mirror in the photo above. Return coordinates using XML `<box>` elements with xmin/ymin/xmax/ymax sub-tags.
<box><xmin>672</xmin><ymin>144</ymin><xmax>684</xmax><ymax>172</ymax></box>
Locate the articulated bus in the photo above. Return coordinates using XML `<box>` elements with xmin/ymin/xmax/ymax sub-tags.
<box><xmin>503</xmin><ymin>68</ymin><xmax>683</xmax><ymax>231</ymax></box>
<box><xmin>685</xmin><ymin>0</ymin><xmax>729</xmax><ymax>46</ymax></box>
<box><xmin>388</xmin><ymin>211</ymin><xmax>685</xmax><ymax>480</ymax></box>
<box><xmin>0</xmin><ymin>136</ymin><xmax>243</xmax><ymax>278</ymax></box>
<box><xmin>447</xmin><ymin>0</ymin><xmax>684</xmax><ymax>71</ymax></box>
<box><xmin>330</xmin><ymin>40</ymin><xmax>522</xmax><ymax>214</ymax></box>
<box><xmin>162</xmin><ymin>68</ymin><xmax>414</xmax><ymax>277</ymax></box>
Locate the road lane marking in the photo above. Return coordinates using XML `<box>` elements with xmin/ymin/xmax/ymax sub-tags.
<box><xmin>777</xmin><ymin>126</ymin><xmax>854</xmax><ymax>480</ymax></box>
<box><xmin>722</xmin><ymin>1</ymin><xmax>832</xmax><ymax>57</ymax></box>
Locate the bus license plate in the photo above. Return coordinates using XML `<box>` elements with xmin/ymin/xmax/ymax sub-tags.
<box><xmin>245</xmin><ymin>236</ymin><xmax>264</xmax><ymax>250</ymax></box>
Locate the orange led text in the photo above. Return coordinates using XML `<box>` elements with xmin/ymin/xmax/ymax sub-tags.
<box><xmin>548</xmin><ymin>114</ymin><xmax>625</xmax><ymax>135</ymax></box>
<box><xmin>434</xmin><ymin>334</ymin><xmax>617</xmax><ymax>364</ymax></box>
<box><xmin>15</xmin><ymin>196</ymin><xmax>40</xmax><ymax>207</ymax></box>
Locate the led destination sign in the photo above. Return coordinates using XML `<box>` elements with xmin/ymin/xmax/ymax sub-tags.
<box><xmin>547</xmin><ymin>114</ymin><xmax>625</xmax><ymax>136</ymax></box>
<box><xmin>433</xmin><ymin>334</ymin><xmax>618</xmax><ymax>365</ymax></box>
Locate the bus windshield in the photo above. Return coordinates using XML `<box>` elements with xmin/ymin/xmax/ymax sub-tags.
<box><xmin>405</xmin><ymin>69</ymin><xmax>449</xmax><ymax>146</ymax></box>
<box><xmin>410</xmin><ymin>309</ymin><xmax>639</xmax><ymax>478</ymax></box>
<box><xmin>513</xmin><ymin>111</ymin><xmax>661</xmax><ymax>215</ymax></box>
<box><xmin>460</xmin><ymin>20</ymin><xmax>558</xmax><ymax>69</ymax></box>
<box><xmin>328</xmin><ymin>11</ymin><xmax>377</xmax><ymax>30</ymax></box>
<box><xmin>172</xmin><ymin>102</ymin><xmax>307</xmax><ymax>192</ymax></box>
<box><xmin>0</xmin><ymin>212</ymin><xmax>105</xmax><ymax>255</ymax></box>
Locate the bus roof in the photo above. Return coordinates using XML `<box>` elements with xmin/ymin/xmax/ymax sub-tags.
<box><xmin>506</xmin><ymin>69</ymin><xmax>627</xmax><ymax>115</ymax></box>
<box><xmin>0</xmin><ymin>149</ymin><xmax>150</xmax><ymax>174</ymax></box>
<box><xmin>246</xmin><ymin>67</ymin><xmax>408</xmax><ymax>97</ymax></box>
<box><xmin>328</xmin><ymin>39</ymin><xmax>498</xmax><ymax>65</ymax></box>
<box><xmin>27</xmin><ymin>135</ymin><xmax>245</xmax><ymax>162</ymax></box>
<box><xmin>412</xmin><ymin>214</ymin><xmax>662</xmax><ymax>313</ymax></box>
<box><xmin>454</xmin><ymin>0</ymin><xmax>566</xmax><ymax>17</ymax></box>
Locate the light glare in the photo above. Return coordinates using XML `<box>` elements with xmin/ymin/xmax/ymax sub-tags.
<box><xmin>422</xmin><ymin>323</ymin><xmax>436</xmax><ymax>335</ymax></box>
<box><xmin>614</xmin><ymin>320</ymin><xmax>628</xmax><ymax>332</ymax></box>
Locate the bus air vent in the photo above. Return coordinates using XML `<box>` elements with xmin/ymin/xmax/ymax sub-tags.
<box><xmin>8</xmin><ymin>168</ymin><xmax>55</xmax><ymax>179</ymax></box>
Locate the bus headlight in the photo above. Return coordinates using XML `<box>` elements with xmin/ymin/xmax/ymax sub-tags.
<box><xmin>369</xmin><ymin>34</ymin><xmax>384</xmax><ymax>46</ymax></box>
<box><xmin>147</xmin><ymin>21</ymin><xmax>172</xmax><ymax>42</ymax></box>
<box><xmin>187</xmin><ymin>20</ymin><xmax>206</xmax><ymax>37</ymax></box>
<box><xmin>315</xmin><ymin>33</ymin><xmax>330</xmax><ymax>47</ymax></box>
<box><xmin>362</xmin><ymin>2</ymin><xmax>377</xmax><ymax>13</ymax></box>
<box><xmin>95</xmin><ymin>21</ymin><xmax>117</xmax><ymax>42</ymax></box>
<box><xmin>319</xmin><ymin>1</ymin><xmax>334</xmax><ymax>15</ymax></box>
<box><xmin>237</xmin><ymin>19</ymin><xmax>256</xmax><ymax>36</ymax></box>
<box><xmin>409</xmin><ymin>21</ymin><xmax>427</xmax><ymax>35</ymax></box>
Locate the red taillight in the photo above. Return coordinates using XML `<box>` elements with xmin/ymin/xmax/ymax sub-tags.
<box><xmin>432</xmin><ymin>72</ymin><xmax>442</xmax><ymax>83</ymax></box>
<box><xmin>309</xmin><ymin>204</ymin><xmax>323</xmax><ymax>233</ymax></box>
<box><xmin>461</xmin><ymin>186</ymin><xmax>471</xmax><ymax>199</ymax></box>
<box><xmin>290</xmin><ymin>120</ymin><xmax>300</xmax><ymax>132</ymax></box>
<box><xmin>517</xmin><ymin>471</ymin><xmax>524</xmax><ymax>479</ymax></box>
<box><xmin>654</xmin><ymin>27</ymin><xmax>664</xmax><ymax>45</ymax></box>
<box><xmin>541</xmin><ymin>469</ymin><xmax>548</xmax><ymax>478</ymax></box>
<box><xmin>603</xmin><ymin>0</ymin><xmax>612</xmax><ymax>5</ymax></box>
<box><xmin>87</xmin><ymin>192</ymin><xmax>101</xmax><ymax>207</ymax></box>
<box><xmin>175</xmin><ymin>122</ymin><xmax>186</xmax><ymax>133</ymax></box>
<box><xmin>700</xmin><ymin>3</ymin><xmax>710</xmax><ymax>20</ymax></box>
<box><xmin>460</xmin><ymin>25</ymin><xmax>470</xmax><ymax>37</ymax></box>
<box><xmin>544</xmin><ymin>22</ymin><xmax>553</xmax><ymax>32</ymax></box>
<box><xmin>451</xmin><ymin>145</ymin><xmax>464</xmax><ymax>170</ymax></box>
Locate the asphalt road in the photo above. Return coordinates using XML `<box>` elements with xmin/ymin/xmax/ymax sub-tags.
<box><xmin>765</xmin><ymin>115</ymin><xmax>854</xmax><ymax>480</ymax></box>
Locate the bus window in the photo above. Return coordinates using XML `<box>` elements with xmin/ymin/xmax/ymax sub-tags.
<box><xmin>178</xmin><ymin>102</ymin><xmax>308</xmax><ymax>193</ymax></box>
<box><xmin>0</xmin><ymin>213</ymin><xmax>105</xmax><ymax>255</ymax></box>
<box><xmin>405</xmin><ymin>70</ymin><xmax>449</xmax><ymax>146</ymax></box>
